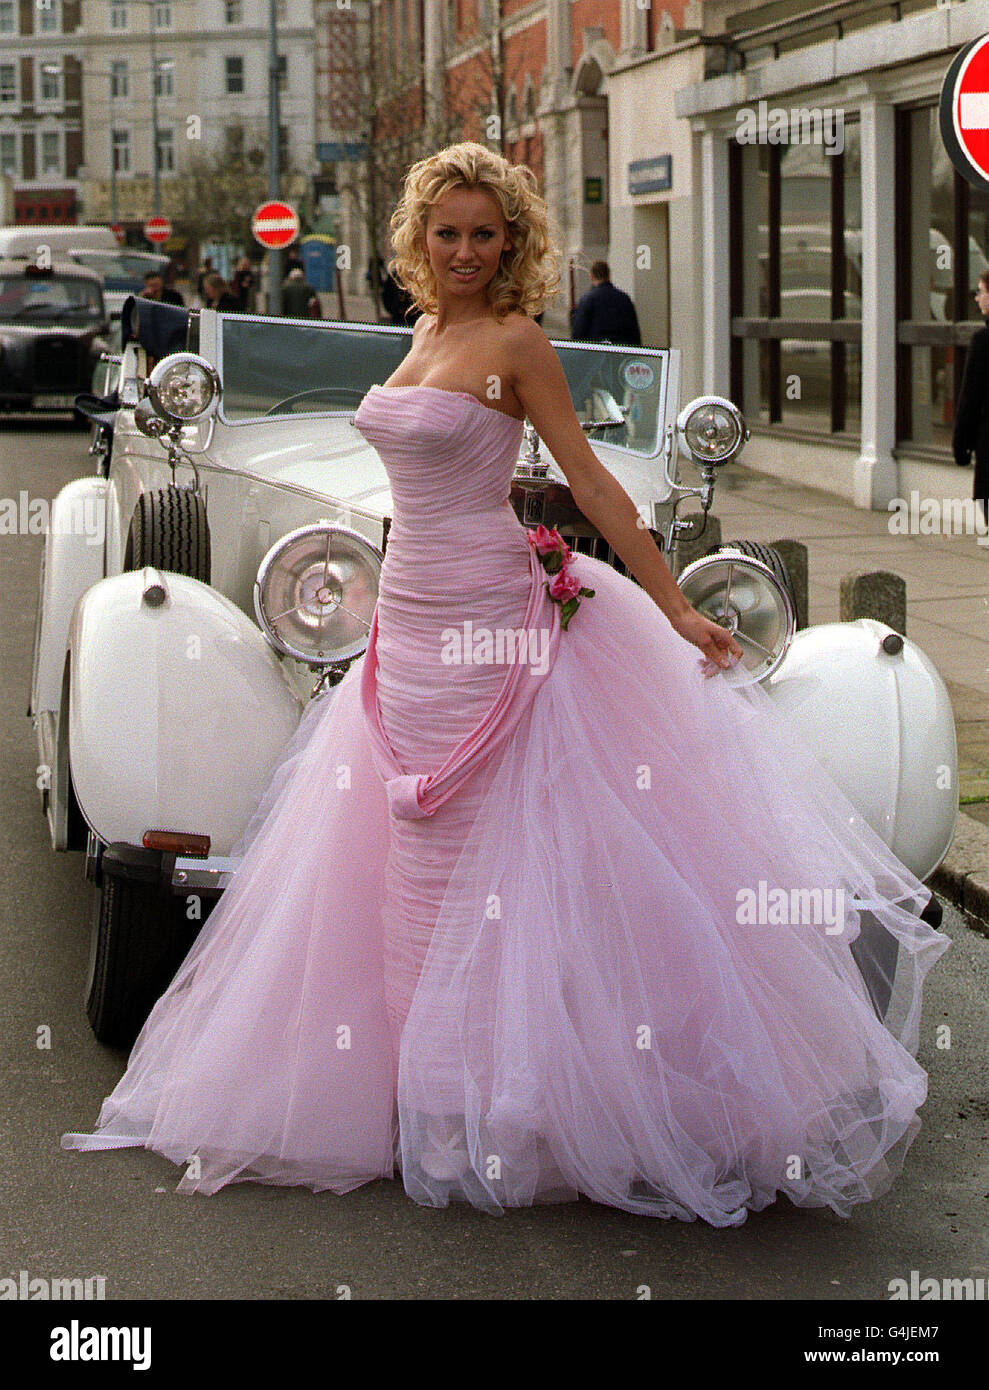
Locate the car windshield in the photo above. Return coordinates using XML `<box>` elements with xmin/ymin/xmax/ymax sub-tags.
<box><xmin>216</xmin><ymin>314</ymin><xmax>668</xmax><ymax>456</ymax></box>
<box><xmin>0</xmin><ymin>275</ymin><xmax>104</xmax><ymax>321</ymax></box>
<box><xmin>69</xmin><ymin>251</ymin><xmax>171</xmax><ymax>291</ymax></box>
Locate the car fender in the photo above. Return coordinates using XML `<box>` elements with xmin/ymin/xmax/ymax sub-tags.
<box><xmin>31</xmin><ymin>475</ymin><xmax>108</xmax><ymax>720</ymax></box>
<box><xmin>764</xmin><ymin>618</ymin><xmax>957</xmax><ymax>881</ymax></box>
<box><xmin>68</xmin><ymin>568</ymin><xmax>304</xmax><ymax>853</ymax></box>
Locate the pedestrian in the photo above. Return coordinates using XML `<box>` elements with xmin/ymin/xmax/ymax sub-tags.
<box><xmin>571</xmin><ymin>259</ymin><xmax>641</xmax><ymax>345</ymax></box>
<box><xmin>195</xmin><ymin>255</ymin><xmax>214</xmax><ymax>303</ymax></box>
<box><xmin>159</xmin><ymin>261</ymin><xmax>185</xmax><ymax>306</ymax></box>
<box><xmin>953</xmin><ymin>267</ymin><xmax>989</xmax><ymax>527</ymax></box>
<box><xmin>201</xmin><ymin>271</ymin><xmax>240</xmax><ymax>311</ymax></box>
<box><xmin>139</xmin><ymin>271</ymin><xmax>183</xmax><ymax>306</ymax></box>
<box><xmin>280</xmin><ymin>265</ymin><xmax>321</xmax><ymax>319</ymax></box>
<box><xmin>381</xmin><ymin>267</ymin><xmax>421</xmax><ymax>326</ymax></box>
<box><xmin>283</xmin><ymin>247</ymin><xmax>305</xmax><ymax>278</ymax></box>
<box><xmin>231</xmin><ymin>256</ymin><xmax>256</xmax><ymax>312</ymax></box>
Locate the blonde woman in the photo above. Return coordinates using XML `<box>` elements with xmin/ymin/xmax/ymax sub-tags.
<box><xmin>63</xmin><ymin>143</ymin><xmax>949</xmax><ymax>1227</ymax></box>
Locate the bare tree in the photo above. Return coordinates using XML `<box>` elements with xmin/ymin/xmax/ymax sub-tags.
<box><xmin>335</xmin><ymin>0</ymin><xmax>533</xmax><ymax>320</ymax></box>
<box><xmin>173</xmin><ymin>123</ymin><xmax>310</xmax><ymax>266</ymax></box>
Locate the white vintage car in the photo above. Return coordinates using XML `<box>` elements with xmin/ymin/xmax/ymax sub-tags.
<box><xmin>30</xmin><ymin>295</ymin><xmax>957</xmax><ymax>1046</ymax></box>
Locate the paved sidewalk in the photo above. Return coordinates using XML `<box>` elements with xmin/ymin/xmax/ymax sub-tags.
<box><xmin>709</xmin><ymin>461</ymin><xmax>989</xmax><ymax>930</ymax></box>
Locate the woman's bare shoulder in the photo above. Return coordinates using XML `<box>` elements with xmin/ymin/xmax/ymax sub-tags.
<box><xmin>501</xmin><ymin>309</ymin><xmax>543</xmax><ymax>341</ymax></box>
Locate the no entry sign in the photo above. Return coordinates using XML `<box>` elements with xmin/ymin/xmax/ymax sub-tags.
<box><xmin>940</xmin><ymin>34</ymin><xmax>989</xmax><ymax>192</ymax></box>
<box><xmin>144</xmin><ymin>215</ymin><xmax>171</xmax><ymax>244</ymax></box>
<box><xmin>252</xmin><ymin>201</ymin><xmax>299</xmax><ymax>250</ymax></box>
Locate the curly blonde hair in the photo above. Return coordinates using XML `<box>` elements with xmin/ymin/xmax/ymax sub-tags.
<box><xmin>387</xmin><ymin>141</ymin><xmax>562</xmax><ymax>321</ymax></box>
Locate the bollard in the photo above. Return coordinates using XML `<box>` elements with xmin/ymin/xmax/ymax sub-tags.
<box><xmin>671</xmin><ymin>512</ymin><xmax>721</xmax><ymax>578</ymax></box>
<box><xmin>770</xmin><ymin>538</ymin><xmax>809</xmax><ymax>631</ymax></box>
<box><xmin>839</xmin><ymin>570</ymin><xmax>906</xmax><ymax>636</ymax></box>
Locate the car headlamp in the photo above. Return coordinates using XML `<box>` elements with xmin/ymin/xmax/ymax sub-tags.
<box><xmin>254</xmin><ymin>523</ymin><xmax>382</xmax><ymax>666</ymax></box>
<box><xmin>676</xmin><ymin>549</ymin><xmax>795</xmax><ymax>684</ymax></box>
<box><xmin>147</xmin><ymin>353</ymin><xmax>221</xmax><ymax>424</ymax></box>
<box><xmin>676</xmin><ymin>396</ymin><xmax>748</xmax><ymax>466</ymax></box>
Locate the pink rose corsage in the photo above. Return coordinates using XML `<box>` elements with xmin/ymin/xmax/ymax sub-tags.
<box><xmin>526</xmin><ymin>524</ymin><xmax>595</xmax><ymax>631</ymax></box>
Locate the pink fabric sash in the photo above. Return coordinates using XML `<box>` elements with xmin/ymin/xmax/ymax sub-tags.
<box><xmin>361</xmin><ymin>543</ymin><xmax>561</xmax><ymax>819</ymax></box>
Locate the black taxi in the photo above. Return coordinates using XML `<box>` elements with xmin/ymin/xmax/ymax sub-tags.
<box><xmin>0</xmin><ymin>258</ymin><xmax>110</xmax><ymax>419</ymax></box>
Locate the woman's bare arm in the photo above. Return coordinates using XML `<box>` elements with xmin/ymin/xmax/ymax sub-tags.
<box><xmin>507</xmin><ymin>318</ymin><xmax>742</xmax><ymax>669</ymax></box>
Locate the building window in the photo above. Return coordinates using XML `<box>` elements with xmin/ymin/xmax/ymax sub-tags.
<box><xmin>224</xmin><ymin>0</ymin><xmax>242</xmax><ymax>22</ymax></box>
<box><xmin>154</xmin><ymin>2</ymin><xmax>171</xmax><ymax>27</ymax></box>
<box><xmin>154</xmin><ymin>60</ymin><xmax>174</xmax><ymax>97</ymax></box>
<box><xmin>225</xmin><ymin>56</ymin><xmax>244</xmax><ymax>95</ymax></box>
<box><xmin>156</xmin><ymin>127</ymin><xmax>174</xmax><ymax>173</ymax></box>
<box><xmin>224</xmin><ymin>125</ymin><xmax>244</xmax><ymax>160</ymax></box>
<box><xmin>40</xmin><ymin>130</ymin><xmax>61</xmax><ymax>176</ymax></box>
<box><xmin>276</xmin><ymin>0</ymin><xmax>286</xmax><ymax>19</ymax></box>
<box><xmin>0</xmin><ymin>130</ymin><xmax>17</xmax><ymax>175</ymax></box>
<box><xmin>110</xmin><ymin>1</ymin><xmax>127</xmax><ymax>29</ymax></box>
<box><xmin>39</xmin><ymin>63</ymin><xmax>61</xmax><ymax>102</ymax></box>
<box><xmin>111</xmin><ymin>61</ymin><xmax>128</xmax><ymax>99</ymax></box>
<box><xmin>0</xmin><ymin>1</ymin><xmax>16</xmax><ymax>36</ymax></box>
<box><xmin>730</xmin><ymin>120</ymin><xmax>861</xmax><ymax>435</ymax></box>
<box><xmin>112</xmin><ymin>128</ymin><xmax>130</xmax><ymax>174</ymax></box>
<box><xmin>894</xmin><ymin>104</ymin><xmax>989</xmax><ymax>451</ymax></box>
<box><xmin>38</xmin><ymin>0</ymin><xmax>60</xmax><ymax>33</ymax></box>
<box><xmin>277</xmin><ymin>52</ymin><xmax>287</xmax><ymax>91</ymax></box>
<box><xmin>0</xmin><ymin>64</ymin><xmax>16</xmax><ymax>105</ymax></box>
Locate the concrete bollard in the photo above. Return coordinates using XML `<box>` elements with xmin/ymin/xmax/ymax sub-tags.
<box><xmin>770</xmin><ymin>538</ymin><xmax>809</xmax><ymax>631</ymax></box>
<box><xmin>839</xmin><ymin>570</ymin><xmax>907</xmax><ymax>636</ymax></box>
<box><xmin>670</xmin><ymin>512</ymin><xmax>721</xmax><ymax>578</ymax></box>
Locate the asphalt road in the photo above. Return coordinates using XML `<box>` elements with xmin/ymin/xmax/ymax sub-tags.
<box><xmin>1</xmin><ymin>416</ymin><xmax>988</xmax><ymax>1301</ymax></box>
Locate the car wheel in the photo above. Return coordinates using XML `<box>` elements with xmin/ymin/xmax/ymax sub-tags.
<box><xmin>123</xmin><ymin>487</ymin><xmax>211</xmax><ymax>584</ymax></box>
<box><xmin>85</xmin><ymin>854</ymin><xmax>212</xmax><ymax>1049</ymax></box>
<box><xmin>708</xmin><ymin>539</ymin><xmax>797</xmax><ymax>614</ymax></box>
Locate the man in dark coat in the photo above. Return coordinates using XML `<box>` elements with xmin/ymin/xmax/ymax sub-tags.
<box><xmin>954</xmin><ymin>269</ymin><xmax>989</xmax><ymax>524</ymax></box>
<box><xmin>281</xmin><ymin>266</ymin><xmax>320</xmax><ymax>318</ymax></box>
<box><xmin>571</xmin><ymin>260</ymin><xmax>641</xmax><ymax>345</ymax></box>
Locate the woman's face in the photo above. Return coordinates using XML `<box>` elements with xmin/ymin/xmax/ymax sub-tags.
<box><xmin>976</xmin><ymin>279</ymin><xmax>989</xmax><ymax>317</ymax></box>
<box><xmin>423</xmin><ymin>186</ymin><xmax>512</xmax><ymax>306</ymax></box>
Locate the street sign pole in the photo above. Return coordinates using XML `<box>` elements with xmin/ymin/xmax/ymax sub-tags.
<box><xmin>268</xmin><ymin>0</ymin><xmax>282</xmax><ymax>315</ymax></box>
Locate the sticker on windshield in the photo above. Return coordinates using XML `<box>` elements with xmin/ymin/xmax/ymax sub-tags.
<box><xmin>622</xmin><ymin>360</ymin><xmax>655</xmax><ymax>392</ymax></box>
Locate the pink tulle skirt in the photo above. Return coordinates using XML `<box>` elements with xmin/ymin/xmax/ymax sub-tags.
<box><xmin>61</xmin><ymin>529</ymin><xmax>950</xmax><ymax>1226</ymax></box>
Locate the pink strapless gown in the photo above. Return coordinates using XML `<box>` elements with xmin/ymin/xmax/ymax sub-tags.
<box><xmin>61</xmin><ymin>383</ymin><xmax>951</xmax><ymax>1226</ymax></box>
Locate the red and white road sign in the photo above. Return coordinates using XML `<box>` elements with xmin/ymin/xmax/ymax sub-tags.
<box><xmin>144</xmin><ymin>215</ymin><xmax>171</xmax><ymax>244</ymax></box>
<box><xmin>952</xmin><ymin>34</ymin><xmax>989</xmax><ymax>183</ymax></box>
<box><xmin>252</xmin><ymin>201</ymin><xmax>299</xmax><ymax>249</ymax></box>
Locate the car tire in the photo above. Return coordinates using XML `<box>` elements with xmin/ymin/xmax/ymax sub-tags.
<box><xmin>123</xmin><ymin>487</ymin><xmax>211</xmax><ymax>583</ymax></box>
<box><xmin>85</xmin><ymin>856</ymin><xmax>212</xmax><ymax>1049</ymax></box>
<box><xmin>707</xmin><ymin>539</ymin><xmax>797</xmax><ymax>614</ymax></box>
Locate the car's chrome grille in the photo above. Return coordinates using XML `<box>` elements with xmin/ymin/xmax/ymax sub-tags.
<box><xmin>33</xmin><ymin>337</ymin><xmax>84</xmax><ymax>389</ymax></box>
<box><xmin>554</xmin><ymin>527</ymin><xmax>664</xmax><ymax>584</ymax></box>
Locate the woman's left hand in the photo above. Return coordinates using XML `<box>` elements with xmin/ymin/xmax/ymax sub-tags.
<box><xmin>669</xmin><ymin>606</ymin><xmax>744</xmax><ymax>677</ymax></box>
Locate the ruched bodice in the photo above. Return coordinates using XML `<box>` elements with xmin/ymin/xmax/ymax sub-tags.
<box><xmin>355</xmin><ymin>384</ymin><xmax>526</xmax><ymax>522</ymax></box>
